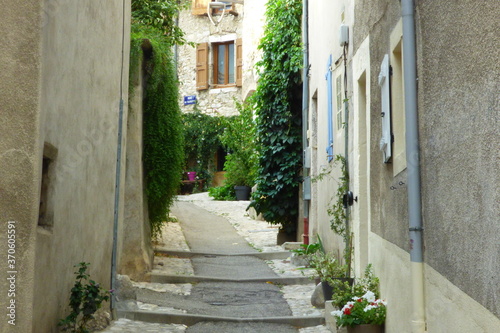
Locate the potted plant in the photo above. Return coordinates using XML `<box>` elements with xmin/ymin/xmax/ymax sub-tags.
<box><xmin>290</xmin><ymin>241</ymin><xmax>321</xmax><ymax>266</ymax></box>
<box><xmin>331</xmin><ymin>290</ymin><xmax>387</xmax><ymax>333</ymax></box>
<box><xmin>309</xmin><ymin>251</ymin><xmax>351</xmax><ymax>301</ymax></box>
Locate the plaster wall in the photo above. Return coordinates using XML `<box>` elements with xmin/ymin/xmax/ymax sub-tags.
<box><xmin>0</xmin><ymin>1</ymin><xmax>43</xmax><ymax>331</ymax></box>
<box><xmin>416</xmin><ymin>0</ymin><xmax>500</xmax><ymax>318</ymax></box>
<box><xmin>241</xmin><ymin>0</ymin><xmax>266</xmax><ymax>100</ymax></box>
<box><xmin>370</xmin><ymin>233</ymin><xmax>500</xmax><ymax>332</ymax></box>
<box><xmin>32</xmin><ymin>1</ymin><xmax>131</xmax><ymax>331</ymax></box>
<box><xmin>307</xmin><ymin>0</ymin><xmax>354</xmax><ymax>253</ymax></box>
<box><xmin>177</xmin><ymin>5</ymin><xmax>244</xmax><ymax>116</ymax></box>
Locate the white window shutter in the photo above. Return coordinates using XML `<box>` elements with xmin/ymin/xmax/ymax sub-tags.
<box><xmin>379</xmin><ymin>54</ymin><xmax>392</xmax><ymax>163</ymax></box>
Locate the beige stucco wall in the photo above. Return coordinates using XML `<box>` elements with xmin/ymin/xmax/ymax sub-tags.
<box><xmin>370</xmin><ymin>234</ymin><xmax>500</xmax><ymax>333</ymax></box>
<box><xmin>0</xmin><ymin>1</ymin><xmax>43</xmax><ymax>332</ymax></box>
<box><xmin>308</xmin><ymin>0</ymin><xmax>499</xmax><ymax>331</ymax></box>
<box><xmin>307</xmin><ymin>0</ymin><xmax>354</xmax><ymax>253</ymax></box>
<box><xmin>32</xmin><ymin>1</ymin><xmax>131</xmax><ymax>332</ymax></box>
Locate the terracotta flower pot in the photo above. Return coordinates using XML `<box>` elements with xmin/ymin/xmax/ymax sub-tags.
<box><xmin>347</xmin><ymin>324</ymin><xmax>384</xmax><ymax>333</ymax></box>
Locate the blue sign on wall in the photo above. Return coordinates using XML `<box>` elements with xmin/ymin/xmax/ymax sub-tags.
<box><xmin>184</xmin><ymin>95</ymin><xmax>197</xmax><ymax>105</ymax></box>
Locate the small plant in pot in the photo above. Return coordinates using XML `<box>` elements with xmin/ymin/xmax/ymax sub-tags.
<box><xmin>290</xmin><ymin>242</ymin><xmax>321</xmax><ymax>266</ymax></box>
<box><xmin>309</xmin><ymin>251</ymin><xmax>351</xmax><ymax>301</ymax></box>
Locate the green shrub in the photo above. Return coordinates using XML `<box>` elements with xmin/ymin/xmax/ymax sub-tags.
<box><xmin>208</xmin><ymin>184</ymin><xmax>236</xmax><ymax>201</ymax></box>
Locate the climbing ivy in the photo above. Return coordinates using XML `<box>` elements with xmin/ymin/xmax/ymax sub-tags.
<box><xmin>249</xmin><ymin>0</ymin><xmax>303</xmax><ymax>234</ymax></box>
<box><xmin>182</xmin><ymin>109</ymin><xmax>224</xmax><ymax>182</ymax></box>
<box><xmin>130</xmin><ymin>23</ymin><xmax>185</xmax><ymax>239</ymax></box>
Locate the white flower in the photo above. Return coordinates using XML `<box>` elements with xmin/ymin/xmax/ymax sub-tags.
<box><xmin>364</xmin><ymin>304</ymin><xmax>376</xmax><ymax>312</ymax></box>
<box><xmin>362</xmin><ymin>290</ymin><xmax>376</xmax><ymax>303</ymax></box>
<box><xmin>352</xmin><ymin>296</ymin><xmax>361</xmax><ymax>301</ymax></box>
<box><xmin>331</xmin><ymin>310</ymin><xmax>343</xmax><ymax>318</ymax></box>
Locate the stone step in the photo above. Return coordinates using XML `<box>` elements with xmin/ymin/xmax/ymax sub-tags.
<box><xmin>117</xmin><ymin>309</ymin><xmax>325</xmax><ymax>328</ymax></box>
<box><xmin>154</xmin><ymin>249</ymin><xmax>291</xmax><ymax>260</ymax></box>
<box><xmin>149</xmin><ymin>273</ymin><xmax>313</xmax><ymax>285</ymax></box>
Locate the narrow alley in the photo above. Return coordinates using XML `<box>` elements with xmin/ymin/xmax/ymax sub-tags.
<box><xmin>99</xmin><ymin>193</ymin><xmax>330</xmax><ymax>333</ymax></box>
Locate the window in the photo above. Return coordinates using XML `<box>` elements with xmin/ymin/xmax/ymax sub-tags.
<box><xmin>38</xmin><ymin>142</ymin><xmax>57</xmax><ymax>228</ymax></box>
<box><xmin>214</xmin><ymin>41</ymin><xmax>235</xmax><ymax>86</ymax></box>
<box><xmin>336</xmin><ymin>74</ymin><xmax>343</xmax><ymax>130</ymax></box>
<box><xmin>196</xmin><ymin>39</ymin><xmax>242</xmax><ymax>90</ymax></box>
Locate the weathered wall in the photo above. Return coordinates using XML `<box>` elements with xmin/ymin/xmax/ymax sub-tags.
<box><xmin>0</xmin><ymin>1</ymin><xmax>43</xmax><ymax>331</ymax></box>
<box><xmin>177</xmin><ymin>5</ymin><xmax>244</xmax><ymax>116</ymax></box>
<box><xmin>416</xmin><ymin>0</ymin><xmax>500</xmax><ymax>319</ymax></box>
<box><xmin>120</xmin><ymin>58</ymin><xmax>153</xmax><ymax>281</ymax></box>
<box><xmin>308</xmin><ymin>0</ymin><xmax>500</xmax><ymax>330</ymax></box>
<box><xmin>32</xmin><ymin>0</ymin><xmax>131</xmax><ymax>331</ymax></box>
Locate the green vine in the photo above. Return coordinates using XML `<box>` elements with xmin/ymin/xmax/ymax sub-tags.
<box><xmin>219</xmin><ymin>100</ymin><xmax>258</xmax><ymax>187</ymax></box>
<box><xmin>130</xmin><ymin>23</ymin><xmax>185</xmax><ymax>239</ymax></box>
<box><xmin>327</xmin><ymin>155</ymin><xmax>349</xmax><ymax>236</ymax></box>
<box><xmin>249</xmin><ymin>0</ymin><xmax>303</xmax><ymax>234</ymax></box>
<box><xmin>182</xmin><ymin>108</ymin><xmax>225</xmax><ymax>182</ymax></box>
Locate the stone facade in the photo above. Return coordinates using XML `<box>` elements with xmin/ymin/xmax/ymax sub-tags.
<box><xmin>177</xmin><ymin>4</ymin><xmax>244</xmax><ymax>116</ymax></box>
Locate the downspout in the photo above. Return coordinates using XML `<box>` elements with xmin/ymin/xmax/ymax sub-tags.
<box><xmin>301</xmin><ymin>0</ymin><xmax>310</xmax><ymax>244</ymax></box>
<box><xmin>401</xmin><ymin>0</ymin><xmax>426</xmax><ymax>332</ymax></box>
<box><xmin>342</xmin><ymin>43</ymin><xmax>351</xmax><ymax>278</ymax></box>
<box><xmin>110</xmin><ymin>0</ymin><xmax>127</xmax><ymax>315</ymax></box>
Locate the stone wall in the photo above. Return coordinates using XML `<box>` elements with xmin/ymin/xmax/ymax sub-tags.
<box><xmin>177</xmin><ymin>5</ymin><xmax>244</xmax><ymax>116</ymax></box>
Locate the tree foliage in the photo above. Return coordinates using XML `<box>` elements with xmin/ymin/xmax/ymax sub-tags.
<box><xmin>250</xmin><ymin>0</ymin><xmax>303</xmax><ymax>233</ymax></box>
<box><xmin>132</xmin><ymin>0</ymin><xmax>190</xmax><ymax>46</ymax></box>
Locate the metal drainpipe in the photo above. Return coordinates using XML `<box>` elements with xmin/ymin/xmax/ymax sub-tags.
<box><xmin>342</xmin><ymin>44</ymin><xmax>351</xmax><ymax>278</ymax></box>
<box><xmin>401</xmin><ymin>0</ymin><xmax>426</xmax><ymax>332</ymax></box>
<box><xmin>301</xmin><ymin>0</ymin><xmax>310</xmax><ymax>244</ymax></box>
<box><xmin>110</xmin><ymin>0</ymin><xmax>127</xmax><ymax>315</ymax></box>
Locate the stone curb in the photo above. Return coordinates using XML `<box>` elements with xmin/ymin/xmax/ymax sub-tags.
<box><xmin>149</xmin><ymin>274</ymin><xmax>314</xmax><ymax>285</ymax></box>
<box><xmin>117</xmin><ymin>310</ymin><xmax>325</xmax><ymax>328</ymax></box>
<box><xmin>154</xmin><ymin>249</ymin><xmax>291</xmax><ymax>260</ymax></box>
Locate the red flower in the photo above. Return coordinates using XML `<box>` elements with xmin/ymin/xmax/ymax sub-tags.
<box><xmin>344</xmin><ymin>308</ymin><xmax>351</xmax><ymax>315</ymax></box>
<box><xmin>357</xmin><ymin>298</ymin><xmax>363</xmax><ymax>302</ymax></box>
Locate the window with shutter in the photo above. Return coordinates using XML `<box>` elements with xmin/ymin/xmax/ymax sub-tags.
<box><xmin>236</xmin><ymin>38</ymin><xmax>243</xmax><ymax>87</ymax></box>
<box><xmin>196</xmin><ymin>43</ymin><xmax>209</xmax><ymax>91</ymax></box>
<box><xmin>326</xmin><ymin>55</ymin><xmax>334</xmax><ymax>162</ymax></box>
<box><xmin>379</xmin><ymin>54</ymin><xmax>392</xmax><ymax>163</ymax></box>
<box><xmin>213</xmin><ymin>41</ymin><xmax>234</xmax><ymax>86</ymax></box>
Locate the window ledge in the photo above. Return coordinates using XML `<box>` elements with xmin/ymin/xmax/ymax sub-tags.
<box><xmin>209</xmin><ymin>86</ymin><xmax>238</xmax><ymax>93</ymax></box>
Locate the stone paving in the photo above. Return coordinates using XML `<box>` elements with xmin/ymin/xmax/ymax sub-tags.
<box><xmin>97</xmin><ymin>193</ymin><xmax>331</xmax><ymax>333</ymax></box>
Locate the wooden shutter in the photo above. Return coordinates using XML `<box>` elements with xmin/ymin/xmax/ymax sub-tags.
<box><xmin>235</xmin><ymin>38</ymin><xmax>243</xmax><ymax>87</ymax></box>
<box><xmin>378</xmin><ymin>54</ymin><xmax>392</xmax><ymax>162</ymax></box>
<box><xmin>196</xmin><ymin>43</ymin><xmax>209</xmax><ymax>91</ymax></box>
<box><xmin>192</xmin><ymin>0</ymin><xmax>210</xmax><ymax>16</ymax></box>
<box><xmin>326</xmin><ymin>55</ymin><xmax>334</xmax><ymax>162</ymax></box>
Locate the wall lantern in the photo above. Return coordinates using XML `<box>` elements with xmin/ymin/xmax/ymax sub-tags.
<box><xmin>207</xmin><ymin>2</ymin><xmax>227</xmax><ymax>26</ymax></box>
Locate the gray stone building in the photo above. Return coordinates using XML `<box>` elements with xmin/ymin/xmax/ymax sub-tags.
<box><xmin>177</xmin><ymin>0</ymin><xmax>266</xmax><ymax>183</ymax></box>
<box><xmin>305</xmin><ymin>0</ymin><xmax>499</xmax><ymax>331</ymax></box>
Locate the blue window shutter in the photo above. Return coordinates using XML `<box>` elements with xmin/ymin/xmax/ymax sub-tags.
<box><xmin>379</xmin><ymin>54</ymin><xmax>392</xmax><ymax>162</ymax></box>
<box><xmin>326</xmin><ymin>55</ymin><xmax>334</xmax><ymax>162</ymax></box>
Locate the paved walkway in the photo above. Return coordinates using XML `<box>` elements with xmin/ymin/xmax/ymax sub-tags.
<box><xmin>98</xmin><ymin>193</ymin><xmax>330</xmax><ymax>333</ymax></box>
